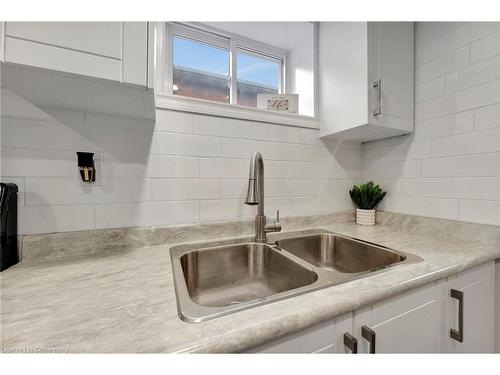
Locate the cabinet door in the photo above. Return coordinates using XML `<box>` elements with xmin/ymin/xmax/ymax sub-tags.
<box><xmin>368</xmin><ymin>22</ymin><xmax>414</xmax><ymax>133</ymax></box>
<box><xmin>246</xmin><ymin>313</ymin><xmax>353</xmax><ymax>353</ymax></box>
<box><xmin>443</xmin><ymin>262</ymin><xmax>495</xmax><ymax>353</ymax></box>
<box><xmin>354</xmin><ymin>283</ymin><xmax>440</xmax><ymax>353</ymax></box>
<box><xmin>3</xmin><ymin>22</ymin><xmax>149</xmax><ymax>86</ymax></box>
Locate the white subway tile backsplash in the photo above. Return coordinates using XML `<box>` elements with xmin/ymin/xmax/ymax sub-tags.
<box><xmin>40</xmin><ymin>107</ymin><xmax>86</xmax><ymax>125</ymax></box>
<box><xmin>199</xmin><ymin>199</ymin><xmax>255</xmax><ymax>221</ymax></box>
<box><xmin>219</xmin><ymin>179</ymin><xmax>248</xmax><ymax>199</ymax></box>
<box><xmin>364</xmin><ymin>160</ymin><xmax>422</xmax><ymax>179</ymax></box>
<box><xmin>199</xmin><ymin>158</ymin><xmax>250</xmax><ymax>179</ymax></box>
<box><xmin>146</xmin><ymin>155</ymin><xmax>200</xmax><ymax>178</ymax></box>
<box><xmin>95</xmin><ymin>201</ymin><xmax>199</xmax><ymax>229</ymax></box>
<box><xmin>85</xmin><ymin>112</ymin><xmax>154</xmax><ymax>130</ymax></box>
<box><xmin>475</xmin><ymin>103</ymin><xmax>500</xmax><ymax>130</ymax></box>
<box><xmin>299</xmin><ymin>128</ymin><xmax>322</xmax><ymax>145</ymax></box>
<box><xmin>152</xmin><ymin>179</ymin><xmax>219</xmax><ymax>201</ymax></box>
<box><xmin>444</xmin><ymin>55</ymin><xmax>500</xmax><ymax>93</ymax></box>
<box><xmin>420</xmin><ymin>79</ymin><xmax>500</xmax><ymax>120</ymax></box>
<box><xmin>19</xmin><ymin>204</ymin><xmax>95</xmax><ymax>235</ymax></box>
<box><xmin>416</xmin><ymin>45</ymin><xmax>469</xmax><ymax>84</ymax></box>
<box><xmin>402</xmin><ymin>177</ymin><xmax>500</xmax><ymax>200</ymax></box>
<box><xmin>1</xmin><ymin>148</ymin><xmax>76</xmax><ymax>177</ymax></box>
<box><xmin>193</xmin><ymin>114</ymin><xmax>254</xmax><ymax>139</ymax></box>
<box><xmin>470</xmin><ymin>31</ymin><xmax>500</xmax><ymax>63</ymax></box>
<box><xmin>363</xmin><ymin>140</ymin><xmax>431</xmax><ymax>163</ymax></box>
<box><xmin>2</xmin><ymin>117</ymin><xmax>127</xmax><ymax>152</ymax></box>
<box><xmin>422</xmin><ymin>22</ymin><xmax>499</xmax><ymax>63</ymax></box>
<box><xmin>25</xmin><ymin>177</ymin><xmax>152</xmax><ymax>205</ymax></box>
<box><xmin>220</xmin><ymin>138</ymin><xmax>290</xmax><ymax>160</ymax></box>
<box><xmin>289</xmin><ymin>144</ymin><xmax>332</xmax><ymax>162</ymax></box>
<box><xmin>416</xmin><ymin>77</ymin><xmax>445</xmax><ymax>102</ymax></box>
<box><xmin>372</xmin><ymin>178</ymin><xmax>403</xmax><ymax>196</ymax></box>
<box><xmin>431</xmin><ymin>22</ymin><xmax>468</xmax><ymax>39</ymax></box>
<box><xmin>422</xmin><ymin>153</ymin><xmax>500</xmax><ymax>177</ymax></box>
<box><xmin>217</xmin><ymin>178</ymin><xmax>337</xmax><ymax>199</ymax></box>
<box><xmin>380</xmin><ymin>196</ymin><xmax>459</xmax><ymax>220</ymax></box>
<box><xmin>252</xmin><ymin>123</ymin><xmax>300</xmax><ymax>143</ymax></box>
<box><xmin>415</xmin><ymin>23</ymin><xmax>433</xmax><ymax>47</ymax></box>
<box><xmin>431</xmin><ymin>128</ymin><xmax>500</xmax><ymax>157</ymax></box>
<box><xmin>1</xmin><ymin>89</ymin><xmax>55</xmax><ymax>121</ymax></box>
<box><xmin>459</xmin><ymin>200</ymin><xmax>500</xmax><ymax>225</ymax></box>
<box><xmin>414</xmin><ymin>111</ymin><xmax>474</xmax><ymax>140</ymax></box>
<box><xmin>155</xmin><ymin>109</ymin><xmax>193</xmax><ymax>133</ymax></box>
<box><xmin>126</xmin><ymin>130</ymin><xmax>220</xmax><ymax>157</ymax></box>
<box><xmin>271</xmin><ymin>160</ymin><xmax>331</xmax><ymax>179</ymax></box>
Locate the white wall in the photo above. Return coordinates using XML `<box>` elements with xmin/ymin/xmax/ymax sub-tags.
<box><xmin>0</xmin><ymin>88</ymin><xmax>361</xmax><ymax>235</ymax></box>
<box><xmin>363</xmin><ymin>22</ymin><xmax>500</xmax><ymax>225</ymax></box>
<box><xmin>287</xmin><ymin>25</ymin><xmax>315</xmax><ymax>117</ymax></box>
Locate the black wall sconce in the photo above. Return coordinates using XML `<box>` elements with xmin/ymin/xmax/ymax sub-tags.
<box><xmin>77</xmin><ymin>152</ymin><xmax>96</xmax><ymax>183</ymax></box>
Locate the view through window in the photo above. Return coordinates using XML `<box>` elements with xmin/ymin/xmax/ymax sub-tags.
<box><xmin>236</xmin><ymin>51</ymin><xmax>279</xmax><ymax>107</ymax></box>
<box><xmin>172</xmin><ymin>36</ymin><xmax>230</xmax><ymax>103</ymax></box>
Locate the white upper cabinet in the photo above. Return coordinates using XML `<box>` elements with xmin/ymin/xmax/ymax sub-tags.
<box><xmin>319</xmin><ymin>22</ymin><xmax>414</xmax><ymax>142</ymax></box>
<box><xmin>2</xmin><ymin>22</ymin><xmax>150</xmax><ymax>88</ymax></box>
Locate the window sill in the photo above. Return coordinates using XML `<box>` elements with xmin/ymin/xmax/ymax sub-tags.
<box><xmin>155</xmin><ymin>94</ymin><xmax>319</xmax><ymax>129</ymax></box>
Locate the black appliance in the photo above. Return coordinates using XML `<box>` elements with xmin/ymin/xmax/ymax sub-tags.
<box><xmin>1</xmin><ymin>183</ymin><xmax>19</xmax><ymax>271</ymax></box>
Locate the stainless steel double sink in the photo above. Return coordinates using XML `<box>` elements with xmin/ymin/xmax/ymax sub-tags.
<box><xmin>170</xmin><ymin>229</ymin><xmax>422</xmax><ymax>322</ymax></box>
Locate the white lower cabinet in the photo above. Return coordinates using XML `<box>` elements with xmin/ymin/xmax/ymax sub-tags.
<box><xmin>440</xmin><ymin>262</ymin><xmax>495</xmax><ymax>353</ymax></box>
<box><xmin>247</xmin><ymin>261</ymin><xmax>496</xmax><ymax>353</ymax></box>
<box><xmin>353</xmin><ymin>284</ymin><xmax>440</xmax><ymax>353</ymax></box>
<box><xmin>246</xmin><ymin>313</ymin><xmax>352</xmax><ymax>353</ymax></box>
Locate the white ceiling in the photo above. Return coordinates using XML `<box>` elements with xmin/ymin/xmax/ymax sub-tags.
<box><xmin>202</xmin><ymin>22</ymin><xmax>313</xmax><ymax>50</ymax></box>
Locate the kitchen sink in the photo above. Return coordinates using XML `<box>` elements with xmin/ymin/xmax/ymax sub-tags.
<box><xmin>180</xmin><ymin>243</ymin><xmax>317</xmax><ymax>307</ymax></box>
<box><xmin>171</xmin><ymin>230</ymin><xmax>422</xmax><ymax>322</ymax></box>
<box><xmin>276</xmin><ymin>233</ymin><xmax>406</xmax><ymax>273</ymax></box>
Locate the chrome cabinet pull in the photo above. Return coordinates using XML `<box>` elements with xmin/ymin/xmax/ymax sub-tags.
<box><xmin>343</xmin><ymin>333</ymin><xmax>358</xmax><ymax>354</ymax></box>
<box><xmin>372</xmin><ymin>79</ymin><xmax>381</xmax><ymax>116</ymax></box>
<box><xmin>450</xmin><ymin>289</ymin><xmax>464</xmax><ymax>342</ymax></box>
<box><xmin>362</xmin><ymin>325</ymin><xmax>376</xmax><ymax>353</ymax></box>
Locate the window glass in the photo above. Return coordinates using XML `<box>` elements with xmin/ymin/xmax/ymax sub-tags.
<box><xmin>172</xmin><ymin>36</ymin><xmax>230</xmax><ymax>103</ymax></box>
<box><xmin>237</xmin><ymin>51</ymin><xmax>280</xmax><ymax>107</ymax></box>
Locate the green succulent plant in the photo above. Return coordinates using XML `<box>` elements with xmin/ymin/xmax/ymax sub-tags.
<box><xmin>349</xmin><ymin>181</ymin><xmax>386</xmax><ymax>210</ymax></box>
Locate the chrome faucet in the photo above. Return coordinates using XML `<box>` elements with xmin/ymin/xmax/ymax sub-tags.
<box><xmin>245</xmin><ymin>152</ymin><xmax>281</xmax><ymax>243</ymax></box>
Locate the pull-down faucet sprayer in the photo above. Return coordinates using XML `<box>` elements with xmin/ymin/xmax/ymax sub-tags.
<box><xmin>245</xmin><ymin>152</ymin><xmax>281</xmax><ymax>243</ymax></box>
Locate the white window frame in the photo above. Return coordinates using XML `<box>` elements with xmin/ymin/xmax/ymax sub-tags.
<box><xmin>164</xmin><ymin>22</ymin><xmax>285</xmax><ymax>104</ymax></box>
<box><xmin>154</xmin><ymin>22</ymin><xmax>319</xmax><ymax>129</ymax></box>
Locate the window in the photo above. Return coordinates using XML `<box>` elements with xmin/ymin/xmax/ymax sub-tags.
<box><xmin>236</xmin><ymin>50</ymin><xmax>280</xmax><ymax>107</ymax></box>
<box><xmin>172</xmin><ymin>36</ymin><xmax>230</xmax><ymax>103</ymax></box>
<box><xmin>166</xmin><ymin>23</ymin><xmax>285</xmax><ymax>109</ymax></box>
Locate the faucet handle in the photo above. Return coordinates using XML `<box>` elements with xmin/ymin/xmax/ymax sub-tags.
<box><xmin>265</xmin><ymin>209</ymin><xmax>282</xmax><ymax>234</ymax></box>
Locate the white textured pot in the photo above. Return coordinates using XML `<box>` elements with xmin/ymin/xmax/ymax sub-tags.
<box><xmin>356</xmin><ymin>208</ymin><xmax>376</xmax><ymax>226</ymax></box>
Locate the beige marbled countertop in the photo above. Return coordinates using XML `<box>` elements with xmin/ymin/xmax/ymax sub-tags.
<box><xmin>1</xmin><ymin>214</ymin><xmax>499</xmax><ymax>353</ymax></box>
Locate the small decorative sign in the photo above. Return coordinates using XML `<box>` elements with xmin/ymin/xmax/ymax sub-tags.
<box><xmin>257</xmin><ymin>94</ymin><xmax>298</xmax><ymax>114</ymax></box>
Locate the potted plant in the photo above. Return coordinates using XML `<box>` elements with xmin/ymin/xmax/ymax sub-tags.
<box><xmin>349</xmin><ymin>181</ymin><xmax>386</xmax><ymax>226</ymax></box>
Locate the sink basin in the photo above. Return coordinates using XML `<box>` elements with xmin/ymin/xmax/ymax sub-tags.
<box><xmin>170</xmin><ymin>230</ymin><xmax>422</xmax><ymax>322</ymax></box>
<box><xmin>276</xmin><ymin>233</ymin><xmax>405</xmax><ymax>273</ymax></box>
<box><xmin>180</xmin><ymin>243</ymin><xmax>317</xmax><ymax>307</ymax></box>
